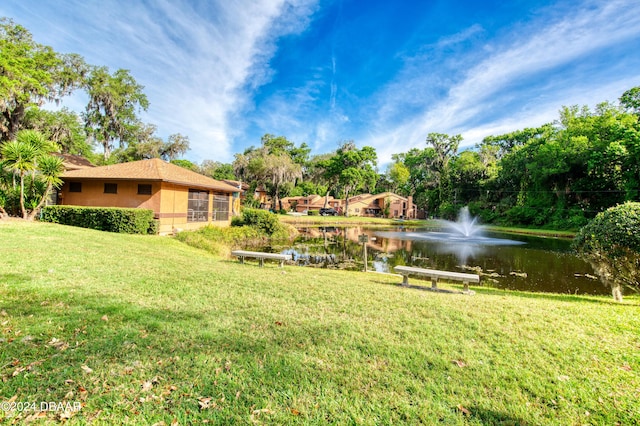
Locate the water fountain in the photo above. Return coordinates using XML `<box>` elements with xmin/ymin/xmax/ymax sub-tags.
<box><xmin>375</xmin><ymin>207</ymin><xmax>524</xmax><ymax>264</ymax></box>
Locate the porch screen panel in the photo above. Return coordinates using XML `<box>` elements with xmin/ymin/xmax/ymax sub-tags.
<box><xmin>213</xmin><ymin>193</ymin><xmax>229</xmax><ymax>221</ymax></box>
<box><xmin>188</xmin><ymin>189</ymin><xmax>209</xmax><ymax>222</ymax></box>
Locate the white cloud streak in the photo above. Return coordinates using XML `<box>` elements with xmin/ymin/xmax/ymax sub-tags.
<box><xmin>1</xmin><ymin>0</ymin><xmax>319</xmax><ymax>162</ymax></box>
<box><xmin>363</xmin><ymin>0</ymin><xmax>640</xmax><ymax>164</ymax></box>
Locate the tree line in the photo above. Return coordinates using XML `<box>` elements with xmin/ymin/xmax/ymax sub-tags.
<box><xmin>2</xmin><ymin>17</ymin><xmax>639</xmax><ymax>229</ymax></box>
<box><xmin>227</xmin><ymin>89</ymin><xmax>640</xmax><ymax>229</ymax></box>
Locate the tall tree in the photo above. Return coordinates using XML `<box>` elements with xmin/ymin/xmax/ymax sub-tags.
<box><xmin>22</xmin><ymin>107</ymin><xmax>92</xmax><ymax>156</ymax></box>
<box><xmin>322</xmin><ymin>141</ymin><xmax>378</xmax><ymax>216</ymax></box>
<box><xmin>425</xmin><ymin>132</ymin><xmax>462</xmax><ymax>213</ymax></box>
<box><xmin>200</xmin><ymin>160</ymin><xmax>236</xmax><ymax>180</ymax></box>
<box><xmin>0</xmin><ymin>18</ymin><xmax>87</xmax><ymax>142</ymax></box>
<box><xmin>232</xmin><ymin>135</ymin><xmax>303</xmax><ymax>210</ymax></box>
<box><xmin>83</xmin><ymin>66</ymin><xmax>149</xmax><ymax>161</ymax></box>
<box><xmin>620</xmin><ymin>86</ymin><xmax>640</xmax><ymax>117</ymax></box>
<box><xmin>386</xmin><ymin>162</ymin><xmax>410</xmax><ymax>194</ymax></box>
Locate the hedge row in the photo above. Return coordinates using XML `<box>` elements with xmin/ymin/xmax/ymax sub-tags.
<box><xmin>40</xmin><ymin>206</ymin><xmax>158</xmax><ymax>235</ymax></box>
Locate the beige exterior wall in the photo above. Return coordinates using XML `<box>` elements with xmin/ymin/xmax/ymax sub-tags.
<box><xmin>60</xmin><ymin>179</ymin><xmax>232</xmax><ymax>235</ymax></box>
<box><xmin>345</xmin><ymin>193</ymin><xmax>416</xmax><ymax>218</ymax></box>
<box><xmin>61</xmin><ymin>180</ymin><xmax>161</xmax><ymax>211</ymax></box>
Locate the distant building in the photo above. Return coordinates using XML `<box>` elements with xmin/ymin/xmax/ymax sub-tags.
<box><xmin>344</xmin><ymin>192</ymin><xmax>416</xmax><ymax>218</ymax></box>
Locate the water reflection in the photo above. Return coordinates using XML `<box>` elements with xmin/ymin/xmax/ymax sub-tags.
<box><xmin>266</xmin><ymin>226</ymin><xmax>607</xmax><ymax>296</ymax></box>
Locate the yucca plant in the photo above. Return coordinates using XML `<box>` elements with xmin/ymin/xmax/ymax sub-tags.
<box><xmin>0</xmin><ymin>130</ymin><xmax>63</xmax><ymax>219</ymax></box>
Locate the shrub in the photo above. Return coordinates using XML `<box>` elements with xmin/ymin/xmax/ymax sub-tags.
<box><xmin>241</xmin><ymin>208</ymin><xmax>282</xmax><ymax>235</ymax></box>
<box><xmin>40</xmin><ymin>206</ymin><xmax>156</xmax><ymax>234</ymax></box>
<box><xmin>573</xmin><ymin>202</ymin><xmax>640</xmax><ymax>301</ymax></box>
<box><xmin>308</xmin><ymin>210</ymin><xmax>319</xmax><ymax>216</ymax></box>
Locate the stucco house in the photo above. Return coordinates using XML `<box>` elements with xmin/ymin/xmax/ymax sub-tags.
<box><xmin>281</xmin><ymin>194</ymin><xmax>342</xmax><ymax>213</ymax></box>
<box><xmin>57</xmin><ymin>158</ymin><xmax>240</xmax><ymax>235</ymax></box>
<box><xmin>345</xmin><ymin>192</ymin><xmax>416</xmax><ymax>218</ymax></box>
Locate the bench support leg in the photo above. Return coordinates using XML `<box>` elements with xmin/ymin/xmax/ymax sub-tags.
<box><xmin>431</xmin><ymin>278</ymin><xmax>438</xmax><ymax>289</ymax></box>
<box><xmin>402</xmin><ymin>275</ymin><xmax>409</xmax><ymax>286</ymax></box>
<box><xmin>259</xmin><ymin>258</ymin><xmax>264</xmax><ymax>267</ymax></box>
<box><xmin>463</xmin><ymin>281</ymin><xmax>469</xmax><ymax>292</ymax></box>
<box><xmin>239</xmin><ymin>256</ymin><xmax>244</xmax><ymax>264</ymax></box>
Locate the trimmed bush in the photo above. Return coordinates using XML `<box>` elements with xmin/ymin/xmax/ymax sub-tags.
<box><xmin>40</xmin><ymin>206</ymin><xmax>157</xmax><ymax>235</ymax></box>
<box><xmin>573</xmin><ymin>202</ymin><xmax>640</xmax><ymax>301</ymax></box>
<box><xmin>308</xmin><ymin>210</ymin><xmax>319</xmax><ymax>216</ymax></box>
<box><xmin>240</xmin><ymin>208</ymin><xmax>282</xmax><ymax>235</ymax></box>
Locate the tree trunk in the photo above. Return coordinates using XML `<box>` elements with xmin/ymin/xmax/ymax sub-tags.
<box><xmin>0</xmin><ymin>205</ymin><xmax>7</xmax><ymax>219</ymax></box>
<box><xmin>2</xmin><ymin>103</ymin><xmax>25</xmax><ymax>142</ymax></box>
<box><xmin>611</xmin><ymin>282</ymin><xmax>623</xmax><ymax>302</ymax></box>
<box><xmin>27</xmin><ymin>183</ymin><xmax>53</xmax><ymax>221</ymax></box>
<box><xmin>19</xmin><ymin>174</ymin><xmax>27</xmax><ymax>219</ymax></box>
<box><xmin>103</xmin><ymin>143</ymin><xmax>111</xmax><ymax>161</ymax></box>
<box><xmin>324</xmin><ymin>190</ymin><xmax>330</xmax><ymax>208</ymax></box>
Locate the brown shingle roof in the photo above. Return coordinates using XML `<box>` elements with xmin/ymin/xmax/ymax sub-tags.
<box><xmin>53</xmin><ymin>153</ymin><xmax>95</xmax><ymax>170</ymax></box>
<box><xmin>62</xmin><ymin>158</ymin><xmax>239</xmax><ymax>192</ymax></box>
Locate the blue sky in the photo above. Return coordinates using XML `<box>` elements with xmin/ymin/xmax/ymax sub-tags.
<box><xmin>2</xmin><ymin>0</ymin><xmax>639</xmax><ymax>165</ymax></box>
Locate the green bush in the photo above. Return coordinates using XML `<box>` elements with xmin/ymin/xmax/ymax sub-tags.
<box><xmin>308</xmin><ymin>210</ymin><xmax>319</xmax><ymax>216</ymax></box>
<box><xmin>230</xmin><ymin>215</ymin><xmax>245</xmax><ymax>227</ymax></box>
<box><xmin>241</xmin><ymin>208</ymin><xmax>282</xmax><ymax>235</ymax></box>
<box><xmin>573</xmin><ymin>202</ymin><xmax>640</xmax><ymax>301</ymax></box>
<box><xmin>40</xmin><ymin>206</ymin><xmax>156</xmax><ymax>234</ymax></box>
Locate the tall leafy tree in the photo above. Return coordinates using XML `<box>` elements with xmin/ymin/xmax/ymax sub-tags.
<box><xmin>620</xmin><ymin>86</ymin><xmax>640</xmax><ymax>117</ymax></box>
<box><xmin>386</xmin><ymin>162</ymin><xmax>410</xmax><ymax>194</ymax></box>
<box><xmin>200</xmin><ymin>160</ymin><xmax>236</xmax><ymax>180</ymax></box>
<box><xmin>23</xmin><ymin>107</ymin><xmax>92</xmax><ymax>156</ymax></box>
<box><xmin>83</xmin><ymin>66</ymin><xmax>149</xmax><ymax>161</ymax></box>
<box><xmin>322</xmin><ymin>141</ymin><xmax>378</xmax><ymax>216</ymax></box>
<box><xmin>233</xmin><ymin>135</ymin><xmax>303</xmax><ymax>210</ymax></box>
<box><xmin>0</xmin><ymin>18</ymin><xmax>87</xmax><ymax>142</ymax></box>
<box><xmin>425</xmin><ymin>132</ymin><xmax>462</xmax><ymax>214</ymax></box>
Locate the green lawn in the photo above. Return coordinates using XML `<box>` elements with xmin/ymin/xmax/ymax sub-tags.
<box><xmin>1</xmin><ymin>221</ymin><xmax>638</xmax><ymax>424</ymax></box>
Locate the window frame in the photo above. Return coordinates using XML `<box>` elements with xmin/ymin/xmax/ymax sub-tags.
<box><xmin>213</xmin><ymin>193</ymin><xmax>230</xmax><ymax>221</ymax></box>
<box><xmin>187</xmin><ymin>189</ymin><xmax>210</xmax><ymax>222</ymax></box>
<box><xmin>137</xmin><ymin>184</ymin><xmax>152</xmax><ymax>195</ymax></box>
<box><xmin>104</xmin><ymin>183</ymin><xmax>118</xmax><ymax>194</ymax></box>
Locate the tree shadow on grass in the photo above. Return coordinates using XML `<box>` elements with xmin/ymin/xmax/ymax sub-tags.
<box><xmin>466</xmin><ymin>406</ymin><xmax>531</xmax><ymax>425</ymax></box>
<box><xmin>0</xmin><ymin>274</ymin><xmax>32</xmax><ymax>285</ymax></box>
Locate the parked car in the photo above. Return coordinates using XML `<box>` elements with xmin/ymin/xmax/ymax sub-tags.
<box><xmin>319</xmin><ymin>207</ymin><xmax>338</xmax><ymax>216</ymax></box>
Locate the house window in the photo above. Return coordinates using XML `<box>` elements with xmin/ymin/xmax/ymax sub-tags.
<box><xmin>69</xmin><ymin>182</ymin><xmax>82</xmax><ymax>192</ymax></box>
<box><xmin>138</xmin><ymin>184</ymin><xmax>152</xmax><ymax>195</ymax></box>
<box><xmin>104</xmin><ymin>183</ymin><xmax>118</xmax><ymax>194</ymax></box>
<box><xmin>213</xmin><ymin>194</ymin><xmax>229</xmax><ymax>221</ymax></box>
<box><xmin>188</xmin><ymin>189</ymin><xmax>209</xmax><ymax>222</ymax></box>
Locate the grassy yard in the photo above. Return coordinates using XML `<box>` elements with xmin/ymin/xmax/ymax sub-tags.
<box><xmin>1</xmin><ymin>220</ymin><xmax>638</xmax><ymax>424</ymax></box>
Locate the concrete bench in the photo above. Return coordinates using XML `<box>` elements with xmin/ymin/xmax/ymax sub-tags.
<box><xmin>394</xmin><ymin>266</ymin><xmax>479</xmax><ymax>292</ymax></box>
<box><xmin>231</xmin><ymin>250</ymin><xmax>291</xmax><ymax>268</ymax></box>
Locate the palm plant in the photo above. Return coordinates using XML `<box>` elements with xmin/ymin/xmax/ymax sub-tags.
<box><xmin>0</xmin><ymin>130</ymin><xmax>63</xmax><ymax>219</ymax></box>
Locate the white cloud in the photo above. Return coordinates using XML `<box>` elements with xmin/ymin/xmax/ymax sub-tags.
<box><xmin>1</xmin><ymin>0</ymin><xmax>319</xmax><ymax>163</ymax></box>
<box><xmin>363</xmin><ymin>0</ymin><xmax>640</xmax><ymax>165</ymax></box>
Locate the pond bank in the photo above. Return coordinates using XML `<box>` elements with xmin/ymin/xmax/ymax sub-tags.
<box><xmin>280</xmin><ymin>215</ymin><xmax>577</xmax><ymax>239</ymax></box>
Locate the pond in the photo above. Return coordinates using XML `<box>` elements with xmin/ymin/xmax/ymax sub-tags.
<box><xmin>255</xmin><ymin>225</ymin><xmax>608</xmax><ymax>296</ymax></box>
